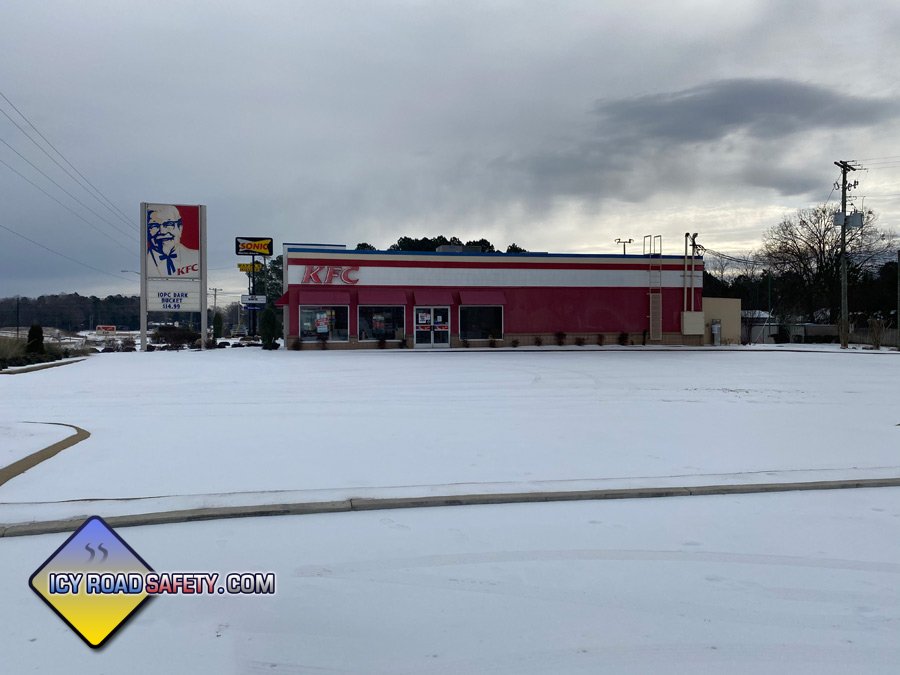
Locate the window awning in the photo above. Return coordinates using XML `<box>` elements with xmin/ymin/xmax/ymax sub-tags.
<box><xmin>459</xmin><ymin>290</ymin><xmax>506</xmax><ymax>305</ymax></box>
<box><xmin>296</xmin><ymin>290</ymin><xmax>351</xmax><ymax>305</ymax></box>
<box><xmin>358</xmin><ymin>289</ymin><xmax>408</xmax><ymax>305</ymax></box>
<box><xmin>274</xmin><ymin>292</ymin><xmax>290</xmax><ymax>307</ymax></box>
<box><xmin>413</xmin><ymin>290</ymin><xmax>454</xmax><ymax>306</ymax></box>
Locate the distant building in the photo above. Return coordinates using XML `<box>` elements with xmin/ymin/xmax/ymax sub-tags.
<box><xmin>276</xmin><ymin>244</ymin><xmax>706</xmax><ymax>348</ymax></box>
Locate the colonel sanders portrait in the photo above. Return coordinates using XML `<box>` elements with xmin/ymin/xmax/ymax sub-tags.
<box><xmin>146</xmin><ymin>204</ymin><xmax>200</xmax><ymax>278</ymax></box>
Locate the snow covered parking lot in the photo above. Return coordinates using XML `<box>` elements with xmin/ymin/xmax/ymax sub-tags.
<box><xmin>1</xmin><ymin>346</ymin><xmax>898</xmax><ymax>673</ymax></box>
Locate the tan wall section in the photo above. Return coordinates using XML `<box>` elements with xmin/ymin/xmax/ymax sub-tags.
<box><xmin>703</xmin><ymin>297</ymin><xmax>742</xmax><ymax>345</ymax></box>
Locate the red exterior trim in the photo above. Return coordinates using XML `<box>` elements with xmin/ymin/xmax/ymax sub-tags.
<box><xmin>358</xmin><ymin>289</ymin><xmax>409</xmax><ymax>305</ymax></box>
<box><xmin>459</xmin><ymin>290</ymin><xmax>507</xmax><ymax>305</ymax></box>
<box><xmin>296</xmin><ymin>290</ymin><xmax>352</xmax><ymax>305</ymax></box>
<box><xmin>413</xmin><ymin>290</ymin><xmax>455</xmax><ymax>305</ymax></box>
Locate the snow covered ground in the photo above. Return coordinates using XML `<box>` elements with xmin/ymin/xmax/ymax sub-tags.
<box><xmin>0</xmin><ymin>347</ymin><xmax>898</xmax><ymax>508</ymax></box>
<box><xmin>1</xmin><ymin>347</ymin><xmax>898</xmax><ymax>672</ymax></box>
<box><xmin>2</xmin><ymin>489</ymin><xmax>899</xmax><ymax>674</ymax></box>
<box><xmin>0</xmin><ymin>421</ymin><xmax>72</xmax><ymax>468</ymax></box>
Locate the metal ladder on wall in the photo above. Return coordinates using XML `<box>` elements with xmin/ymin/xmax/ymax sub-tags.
<box><xmin>644</xmin><ymin>235</ymin><xmax>663</xmax><ymax>341</ymax></box>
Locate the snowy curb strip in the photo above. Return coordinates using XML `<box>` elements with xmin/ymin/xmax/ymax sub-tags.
<box><xmin>0</xmin><ymin>500</ymin><xmax>353</xmax><ymax>537</ymax></box>
<box><xmin>0</xmin><ymin>423</ymin><xmax>90</xmax><ymax>488</ymax></box>
<box><xmin>3</xmin><ymin>476</ymin><xmax>900</xmax><ymax>538</ymax></box>
<box><xmin>0</xmin><ymin>358</ymin><xmax>86</xmax><ymax>375</ymax></box>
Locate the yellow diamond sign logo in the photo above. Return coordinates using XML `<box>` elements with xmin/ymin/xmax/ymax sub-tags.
<box><xmin>29</xmin><ymin>516</ymin><xmax>154</xmax><ymax>648</ymax></box>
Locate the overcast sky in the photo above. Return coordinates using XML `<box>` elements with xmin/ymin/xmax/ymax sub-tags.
<box><xmin>2</xmin><ymin>0</ymin><xmax>899</xmax><ymax>301</ymax></box>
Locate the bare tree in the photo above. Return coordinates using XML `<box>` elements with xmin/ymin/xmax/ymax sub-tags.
<box><xmin>733</xmin><ymin>250</ymin><xmax>764</xmax><ymax>282</ymax></box>
<box><xmin>705</xmin><ymin>254</ymin><xmax>731</xmax><ymax>281</ymax></box>
<box><xmin>761</xmin><ymin>205</ymin><xmax>895</xmax><ymax>321</ymax></box>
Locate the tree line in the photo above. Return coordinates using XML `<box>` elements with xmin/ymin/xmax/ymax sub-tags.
<box><xmin>0</xmin><ymin>294</ymin><xmax>141</xmax><ymax>331</ymax></box>
<box><xmin>703</xmin><ymin>205</ymin><xmax>897</xmax><ymax>325</ymax></box>
<box><xmin>355</xmin><ymin>236</ymin><xmax>527</xmax><ymax>253</ymax></box>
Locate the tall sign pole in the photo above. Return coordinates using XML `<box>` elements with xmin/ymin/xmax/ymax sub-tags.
<box><xmin>834</xmin><ymin>160</ymin><xmax>859</xmax><ymax>349</ymax></box>
<box><xmin>140</xmin><ymin>203</ymin><xmax>148</xmax><ymax>351</ymax></box>
<box><xmin>200</xmin><ymin>205</ymin><xmax>208</xmax><ymax>348</ymax></box>
<box><xmin>251</xmin><ymin>253</ymin><xmax>257</xmax><ymax>336</ymax></box>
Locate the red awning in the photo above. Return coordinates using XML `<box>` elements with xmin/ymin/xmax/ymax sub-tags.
<box><xmin>459</xmin><ymin>290</ymin><xmax>506</xmax><ymax>305</ymax></box>
<box><xmin>413</xmin><ymin>290</ymin><xmax>454</xmax><ymax>306</ymax></box>
<box><xmin>358</xmin><ymin>289</ymin><xmax>409</xmax><ymax>305</ymax></box>
<box><xmin>296</xmin><ymin>290</ymin><xmax>352</xmax><ymax>305</ymax></box>
<box><xmin>274</xmin><ymin>292</ymin><xmax>290</xmax><ymax>307</ymax></box>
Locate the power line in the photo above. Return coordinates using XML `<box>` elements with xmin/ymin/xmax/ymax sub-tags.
<box><xmin>0</xmin><ymin>155</ymin><xmax>134</xmax><ymax>254</ymax></box>
<box><xmin>0</xmin><ymin>136</ymin><xmax>133</xmax><ymax>245</ymax></box>
<box><xmin>0</xmin><ymin>103</ymin><xmax>133</xmax><ymax>229</ymax></box>
<box><xmin>0</xmin><ymin>222</ymin><xmax>131</xmax><ymax>281</ymax></box>
<box><xmin>695</xmin><ymin>246</ymin><xmax>759</xmax><ymax>266</ymax></box>
<box><xmin>854</xmin><ymin>154</ymin><xmax>900</xmax><ymax>161</ymax></box>
<box><xmin>0</xmin><ymin>89</ymin><xmax>133</xmax><ymax>226</ymax></box>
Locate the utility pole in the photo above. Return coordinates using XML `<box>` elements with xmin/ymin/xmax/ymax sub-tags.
<box><xmin>615</xmin><ymin>238</ymin><xmax>634</xmax><ymax>255</ymax></box>
<box><xmin>249</xmin><ymin>256</ymin><xmax>257</xmax><ymax>336</ymax></box>
<box><xmin>834</xmin><ymin>160</ymin><xmax>860</xmax><ymax>349</ymax></box>
<box><xmin>209</xmin><ymin>287</ymin><xmax>223</xmax><ymax>315</ymax></box>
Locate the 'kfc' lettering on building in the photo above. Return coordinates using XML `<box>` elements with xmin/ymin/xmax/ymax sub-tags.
<box><xmin>301</xmin><ymin>265</ymin><xmax>359</xmax><ymax>285</ymax></box>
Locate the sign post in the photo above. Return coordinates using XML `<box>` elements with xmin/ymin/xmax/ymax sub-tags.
<box><xmin>140</xmin><ymin>203</ymin><xmax>207</xmax><ymax>351</ymax></box>
<box><xmin>236</xmin><ymin>238</ymin><xmax>273</xmax><ymax>337</ymax></box>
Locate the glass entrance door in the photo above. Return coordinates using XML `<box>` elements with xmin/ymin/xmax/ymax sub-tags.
<box><xmin>414</xmin><ymin>306</ymin><xmax>450</xmax><ymax>348</ymax></box>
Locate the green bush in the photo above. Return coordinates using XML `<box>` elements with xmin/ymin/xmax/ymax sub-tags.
<box><xmin>0</xmin><ymin>337</ymin><xmax>25</xmax><ymax>359</ymax></box>
<box><xmin>153</xmin><ymin>325</ymin><xmax>200</xmax><ymax>347</ymax></box>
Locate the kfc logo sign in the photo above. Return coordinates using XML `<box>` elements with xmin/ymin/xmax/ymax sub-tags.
<box><xmin>175</xmin><ymin>263</ymin><xmax>199</xmax><ymax>276</ymax></box>
<box><xmin>301</xmin><ymin>265</ymin><xmax>360</xmax><ymax>285</ymax></box>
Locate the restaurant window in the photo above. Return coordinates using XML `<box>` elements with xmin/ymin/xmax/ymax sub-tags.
<box><xmin>300</xmin><ymin>306</ymin><xmax>349</xmax><ymax>341</ymax></box>
<box><xmin>358</xmin><ymin>306</ymin><xmax>405</xmax><ymax>341</ymax></box>
<box><xmin>459</xmin><ymin>306</ymin><xmax>503</xmax><ymax>340</ymax></box>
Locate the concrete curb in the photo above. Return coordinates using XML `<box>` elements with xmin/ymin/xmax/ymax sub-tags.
<box><xmin>0</xmin><ymin>423</ymin><xmax>90</xmax><ymax>488</ymax></box>
<box><xmin>0</xmin><ymin>499</ymin><xmax>352</xmax><ymax>537</ymax></box>
<box><xmin>0</xmin><ymin>358</ymin><xmax>86</xmax><ymax>375</ymax></box>
<box><xmin>3</xmin><ymin>476</ymin><xmax>900</xmax><ymax>538</ymax></box>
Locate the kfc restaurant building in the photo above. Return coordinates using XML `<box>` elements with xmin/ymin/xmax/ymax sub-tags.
<box><xmin>276</xmin><ymin>243</ymin><xmax>705</xmax><ymax>348</ymax></box>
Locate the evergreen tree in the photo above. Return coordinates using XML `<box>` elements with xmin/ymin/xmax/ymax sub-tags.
<box><xmin>260</xmin><ymin>308</ymin><xmax>280</xmax><ymax>350</ymax></box>
<box><xmin>26</xmin><ymin>324</ymin><xmax>44</xmax><ymax>354</ymax></box>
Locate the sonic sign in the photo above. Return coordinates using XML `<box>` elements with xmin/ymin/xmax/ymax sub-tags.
<box><xmin>235</xmin><ymin>237</ymin><xmax>274</xmax><ymax>256</ymax></box>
